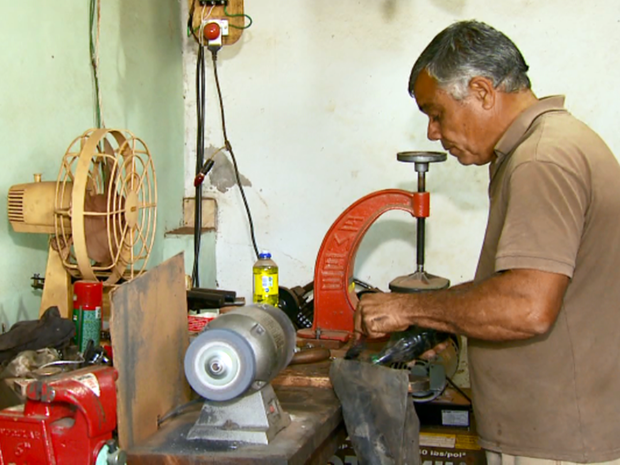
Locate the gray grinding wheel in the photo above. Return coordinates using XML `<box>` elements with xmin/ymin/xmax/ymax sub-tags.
<box><xmin>184</xmin><ymin>328</ymin><xmax>256</xmax><ymax>401</ymax></box>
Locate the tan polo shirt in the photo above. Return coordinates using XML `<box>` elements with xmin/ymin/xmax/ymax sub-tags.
<box><xmin>469</xmin><ymin>96</ymin><xmax>620</xmax><ymax>461</ymax></box>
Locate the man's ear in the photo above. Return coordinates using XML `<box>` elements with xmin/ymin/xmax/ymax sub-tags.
<box><xmin>469</xmin><ymin>76</ymin><xmax>496</xmax><ymax>110</ymax></box>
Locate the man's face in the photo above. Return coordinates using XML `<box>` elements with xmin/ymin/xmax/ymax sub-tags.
<box><xmin>413</xmin><ymin>70</ymin><xmax>497</xmax><ymax>166</ymax></box>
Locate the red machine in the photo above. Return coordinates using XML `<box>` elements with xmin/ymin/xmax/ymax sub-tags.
<box><xmin>297</xmin><ymin>189</ymin><xmax>419</xmax><ymax>342</ymax></box>
<box><xmin>297</xmin><ymin>151</ymin><xmax>447</xmax><ymax>342</ymax></box>
<box><xmin>0</xmin><ymin>365</ymin><xmax>118</xmax><ymax>465</ymax></box>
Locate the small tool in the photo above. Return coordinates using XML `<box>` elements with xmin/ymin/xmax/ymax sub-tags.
<box><xmin>344</xmin><ymin>335</ymin><xmax>367</xmax><ymax>360</ymax></box>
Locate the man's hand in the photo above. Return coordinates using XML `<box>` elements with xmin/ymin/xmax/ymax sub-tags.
<box><xmin>354</xmin><ymin>292</ymin><xmax>412</xmax><ymax>339</ymax></box>
<box><xmin>355</xmin><ymin>292</ymin><xmax>457</xmax><ymax>364</ymax></box>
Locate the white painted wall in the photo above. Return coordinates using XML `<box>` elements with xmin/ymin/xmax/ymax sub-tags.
<box><xmin>183</xmin><ymin>0</ymin><xmax>620</xmax><ymax>302</ymax></box>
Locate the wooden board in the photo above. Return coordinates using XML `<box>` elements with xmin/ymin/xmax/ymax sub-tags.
<box><xmin>127</xmin><ymin>386</ymin><xmax>345</xmax><ymax>465</ymax></box>
<box><xmin>188</xmin><ymin>0</ymin><xmax>245</xmax><ymax>46</ymax></box>
<box><xmin>273</xmin><ymin>361</ymin><xmax>334</xmax><ymax>390</ymax></box>
<box><xmin>39</xmin><ymin>245</ymin><xmax>72</xmax><ymax>318</ymax></box>
<box><xmin>110</xmin><ymin>254</ymin><xmax>192</xmax><ymax>449</ymax></box>
<box><xmin>273</xmin><ymin>357</ymin><xmax>470</xmax><ymax>397</ymax></box>
<box><xmin>271</xmin><ymin>340</ymin><xmax>394</xmax><ymax>391</ymax></box>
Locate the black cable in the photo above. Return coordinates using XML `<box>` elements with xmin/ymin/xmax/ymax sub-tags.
<box><xmin>187</xmin><ymin>1</ymin><xmax>260</xmax><ymax>264</ymax></box>
<box><xmin>157</xmin><ymin>397</ymin><xmax>203</xmax><ymax>427</ymax></box>
<box><xmin>89</xmin><ymin>0</ymin><xmax>103</xmax><ymax>129</ymax></box>
<box><xmin>210</xmin><ymin>50</ymin><xmax>260</xmax><ymax>260</ymax></box>
<box><xmin>192</xmin><ymin>45</ymin><xmax>206</xmax><ymax>288</ymax></box>
<box><xmin>446</xmin><ymin>376</ymin><xmax>472</xmax><ymax>404</ymax></box>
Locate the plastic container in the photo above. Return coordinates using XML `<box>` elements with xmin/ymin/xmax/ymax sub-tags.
<box><xmin>72</xmin><ymin>281</ymin><xmax>103</xmax><ymax>352</ymax></box>
<box><xmin>253</xmin><ymin>251</ymin><xmax>279</xmax><ymax>306</ymax></box>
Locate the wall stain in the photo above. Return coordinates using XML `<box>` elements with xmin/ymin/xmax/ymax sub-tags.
<box><xmin>431</xmin><ymin>0</ymin><xmax>466</xmax><ymax>14</ymax></box>
<box><xmin>381</xmin><ymin>0</ymin><xmax>397</xmax><ymax>21</ymax></box>
<box><xmin>209</xmin><ymin>151</ymin><xmax>252</xmax><ymax>193</ymax></box>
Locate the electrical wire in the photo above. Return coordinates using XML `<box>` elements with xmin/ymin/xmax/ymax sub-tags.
<box><xmin>192</xmin><ymin>44</ymin><xmax>207</xmax><ymax>287</ymax></box>
<box><xmin>210</xmin><ymin>50</ymin><xmax>260</xmax><ymax>260</ymax></box>
<box><xmin>157</xmin><ymin>397</ymin><xmax>203</xmax><ymax>426</ymax></box>
<box><xmin>89</xmin><ymin>0</ymin><xmax>104</xmax><ymax>129</ymax></box>
<box><xmin>194</xmin><ymin>145</ymin><xmax>226</xmax><ymax>187</ymax></box>
<box><xmin>187</xmin><ymin>2</ymin><xmax>260</xmax><ymax>273</ymax></box>
<box><xmin>224</xmin><ymin>5</ymin><xmax>253</xmax><ymax>29</ymax></box>
<box><xmin>446</xmin><ymin>376</ymin><xmax>472</xmax><ymax>404</ymax></box>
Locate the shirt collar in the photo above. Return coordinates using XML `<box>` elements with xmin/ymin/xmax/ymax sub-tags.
<box><xmin>494</xmin><ymin>95</ymin><xmax>567</xmax><ymax>162</ymax></box>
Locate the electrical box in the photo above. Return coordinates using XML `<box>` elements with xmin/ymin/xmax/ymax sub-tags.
<box><xmin>188</xmin><ymin>0</ymin><xmax>244</xmax><ymax>46</ymax></box>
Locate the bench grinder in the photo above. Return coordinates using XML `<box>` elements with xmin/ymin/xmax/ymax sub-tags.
<box><xmin>184</xmin><ymin>304</ymin><xmax>296</xmax><ymax>444</ymax></box>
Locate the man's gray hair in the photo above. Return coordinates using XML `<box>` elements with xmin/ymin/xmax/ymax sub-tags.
<box><xmin>409</xmin><ymin>20</ymin><xmax>531</xmax><ymax>100</ymax></box>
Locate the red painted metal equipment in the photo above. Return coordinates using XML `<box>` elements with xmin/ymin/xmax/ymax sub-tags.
<box><xmin>297</xmin><ymin>151</ymin><xmax>447</xmax><ymax>343</ymax></box>
<box><xmin>297</xmin><ymin>189</ymin><xmax>418</xmax><ymax>342</ymax></box>
<box><xmin>0</xmin><ymin>365</ymin><xmax>118</xmax><ymax>465</ymax></box>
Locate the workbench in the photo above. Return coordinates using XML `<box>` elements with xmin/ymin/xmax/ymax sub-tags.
<box><xmin>125</xmin><ymin>359</ymin><xmax>345</xmax><ymax>464</ymax></box>
<box><xmin>126</xmin><ymin>384</ymin><xmax>345</xmax><ymax>464</ymax></box>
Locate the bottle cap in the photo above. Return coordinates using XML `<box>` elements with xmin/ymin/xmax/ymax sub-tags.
<box><xmin>258</xmin><ymin>251</ymin><xmax>271</xmax><ymax>259</ymax></box>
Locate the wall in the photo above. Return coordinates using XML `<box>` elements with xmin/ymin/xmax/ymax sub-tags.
<box><xmin>187</xmin><ymin>0</ymin><xmax>620</xmax><ymax>299</ymax></box>
<box><xmin>0</xmin><ymin>1</ymin><xmax>185</xmax><ymax>327</ymax></box>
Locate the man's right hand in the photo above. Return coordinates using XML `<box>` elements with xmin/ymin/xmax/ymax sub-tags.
<box><xmin>354</xmin><ymin>292</ymin><xmax>412</xmax><ymax>339</ymax></box>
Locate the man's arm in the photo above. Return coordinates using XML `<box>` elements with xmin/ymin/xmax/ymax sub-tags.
<box><xmin>355</xmin><ymin>268</ymin><xmax>569</xmax><ymax>341</ymax></box>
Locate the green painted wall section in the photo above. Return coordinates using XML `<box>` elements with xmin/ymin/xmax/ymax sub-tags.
<box><xmin>0</xmin><ymin>2</ymin><xmax>185</xmax><ymax>327</ymax></box>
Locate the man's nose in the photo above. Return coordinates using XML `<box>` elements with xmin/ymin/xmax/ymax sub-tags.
<box><xmin>427</xmin><ymin>121</ymin><xmax>441</xmax><ymax>141</ymax></box>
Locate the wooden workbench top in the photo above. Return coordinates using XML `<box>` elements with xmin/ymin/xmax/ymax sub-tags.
<box><xmin>126</xmin><ymin>384</ymin><xmax>345</xmax><ymax>465</ymax></box>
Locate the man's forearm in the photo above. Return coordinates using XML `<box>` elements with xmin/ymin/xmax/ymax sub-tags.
<box><xmin>407</xmin><ymin>278</ymin><xmax>538</xmax><ymax>340</ymax></box>
<box><xmin>355</xmin><ymin>269</ymin><xmax>568</xmax><ymax>342</ymax></box>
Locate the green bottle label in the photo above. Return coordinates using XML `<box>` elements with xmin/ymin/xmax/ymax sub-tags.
<box><xmin>72</xmin><ymin>307</ymin><xmax>101</xmax><ymax>352</ymax></box>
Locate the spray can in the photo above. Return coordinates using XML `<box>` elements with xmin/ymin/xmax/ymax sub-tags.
<box><xmin>253</xmin><ymin>251</ymin><xmax>279</xmax><ymax>306</ymax></box>
<box><xmin>72</xmin><ymin>281</ymin><xmax>103</xmax><ymax>352</ymax></box>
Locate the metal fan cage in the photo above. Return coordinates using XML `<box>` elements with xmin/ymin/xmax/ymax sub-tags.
<box><xmin>53</xmin><ymin>128</ymin><xmax>157</xmax><ymax>285</ymax></box>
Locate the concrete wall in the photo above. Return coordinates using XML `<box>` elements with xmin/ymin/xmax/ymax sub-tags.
<box><xmin>0</xmin><ymin>1</ymin><xmax>185</xmax><ymax>327</ymax></box>
<box><xmin>187</xmin><ymin>0</ymin><xmax>620</xmax><ymax>301</ymax></box>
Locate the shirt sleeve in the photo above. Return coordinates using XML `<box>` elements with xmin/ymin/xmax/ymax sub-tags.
<box><xmin>495</xmin><ymin>159</ymin><xmax>589</xmax><ymax>278</ymax></box>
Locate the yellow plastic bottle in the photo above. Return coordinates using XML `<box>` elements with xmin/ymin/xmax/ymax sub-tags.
<box><xmin>253</xmin><ymin>251</ymin><xmax>279</xmax><ymax>307</ymax></box>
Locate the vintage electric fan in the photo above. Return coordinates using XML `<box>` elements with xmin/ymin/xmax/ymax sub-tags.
<box><xmin>7</xmin><ymin>128</ymin><xmax>157</xmax><ymax>317</ymax></box>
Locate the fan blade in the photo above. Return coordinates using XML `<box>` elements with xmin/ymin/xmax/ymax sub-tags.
<box><xmin>83</xmin><ymin>193</ymin><xmax>113</xmax><ymax>266</ymax></box>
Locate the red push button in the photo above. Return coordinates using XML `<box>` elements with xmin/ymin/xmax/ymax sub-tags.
<box><xmin>204</xmin><ymin>22</ymin><xmax>220</xmax><ymax>41</ymax></box>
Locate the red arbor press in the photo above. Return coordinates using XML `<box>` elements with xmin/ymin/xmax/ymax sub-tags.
<box><xmin>298</xmin><ymin>151</ymin><xmax>448</xmax><ymax>342</ymax></box>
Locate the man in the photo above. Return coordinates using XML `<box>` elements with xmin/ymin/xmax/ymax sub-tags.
<box><xmin>356</xmin><ymin>20</ymin><xmax>620</xmax><ymax>463</ymax></box>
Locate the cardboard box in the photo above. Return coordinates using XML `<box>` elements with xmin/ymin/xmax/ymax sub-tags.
<box><xmin>329</xmin><ymin>429</ymin><xmax>485</xmax><ymax>465</ymax></box>
<box><xmin>415</xmin><ymin>386</ymin><xmax>473</xmax><ymax>428</ymax></box>
<box><xmin>419</xmin><ymin>426</ymin><xmax>486</xmax><ymax>465</ymax></box>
